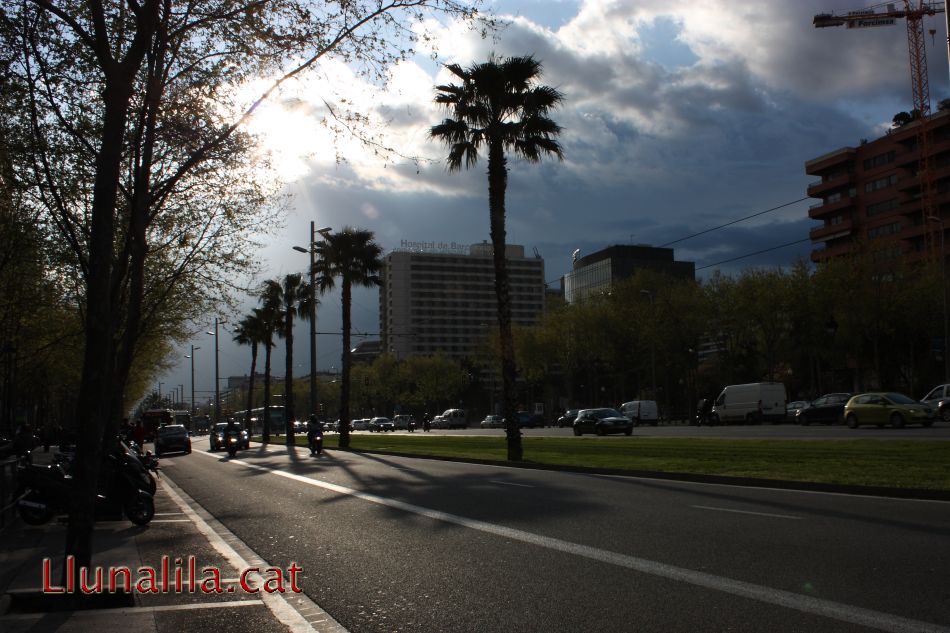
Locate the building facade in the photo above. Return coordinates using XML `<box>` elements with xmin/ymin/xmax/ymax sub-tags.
<box><xmin>805</xmin><ymin>109</ymin><xmax>950</xmax><ymax>264</ymax></box>
<box><xmin>380</xmin><ymin>243</ymin><xmax>546</xmax><ymax>360</ymax></box>
<box><xmin>562</xmin><ymin>245</ymin><xmax>695</xmax><ymax>303</ymax></box>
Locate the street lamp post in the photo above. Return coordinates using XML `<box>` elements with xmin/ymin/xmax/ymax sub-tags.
<box><xmin>294</xmin><ymin>223</ymin><xmax>332</xmax><ymax>418</ymax></box>
<box><xmin>928</xmin><ymin>216</ymin><xmax>948</xmax><ymax>382</ymax></box>
<box><xmin>640</xmin><ymin>290</ymin><xmax>657</xmax><ymax>400</ymax></box>
<box><xmin>185</xmin><ymin>345</ymin><xmax>200</xmax><ymax>414</ymax></box>
<box><xmin>207</xmin><ymin>319</ymin><xmax>221</xmax><ymax>424</ymax></box>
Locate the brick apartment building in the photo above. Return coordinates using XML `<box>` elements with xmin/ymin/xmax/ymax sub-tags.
<box><xmin>805</xmin><ymin>109</ymin><xmax>950</xmax><ymax>264</ymax></box>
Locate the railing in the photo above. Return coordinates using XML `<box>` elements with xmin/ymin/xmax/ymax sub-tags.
<box><xmin>0</xmin><ymin>456</ymin><xmax>19</xmax><ymax>528</ymax></box>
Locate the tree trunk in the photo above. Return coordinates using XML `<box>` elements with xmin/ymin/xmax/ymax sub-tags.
<box><xmin>262</xmin><ymin>339</ymin><xmax>272</xmax><ymax>443</ymax></box>
<box><xmin>65</xmin><ymin>72</ymin><xmax>137</xmax><ymax>591</ymax></box>
<box><xmin>245</xmin><ymin>344</ymin><xmax>258</xmax><ymax>431</ymax></box>
<box><xmin>284</xmin><ymin>307</ymin><xmax>295</xmax><ymax>444</ymax></box>
<box><xmin>339</xmin><ymin>279</ymin><xmax>352</xmax><ymax>449</ymax></box>
<box><xmin>487</xmin><ymin>140</ymin><xmax>522</xmax><ymax>461</ymax></box>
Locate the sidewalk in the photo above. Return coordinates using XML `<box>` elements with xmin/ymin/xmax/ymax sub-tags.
<box><xmin>0</xmin><ymin>453</ymin><xmax>313</xmax><ymax>633</ymax></box>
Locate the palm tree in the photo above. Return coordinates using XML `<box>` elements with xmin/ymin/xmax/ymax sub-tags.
<box><xmin>233</xmin><ymin>309</ymin><xmax>267</xmax><ymax>432</ymax></box>
<box><xmin>430</xmin><ymin>54</ymin><xmax>564</xmax><ymax>461</ymax></box>
<box><xmin>258</xmin><ymin>285</ymin><xmax>283</xmax><ymax>444</ymax></box>
<box><xmin>314</xmin><ymin>227</ymin><xmax>383</xmax><ymax>449</ymax></box>
<box><xmin>262</xmin><ymin>274</ymin><xmax>310</xmax><ymax>444</ymax></box>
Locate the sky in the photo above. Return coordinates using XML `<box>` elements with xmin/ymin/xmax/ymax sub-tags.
<box><xmin>156</xmin><ymin>0</ymin><xmax>950</xmax><ymax>411</ymax></box>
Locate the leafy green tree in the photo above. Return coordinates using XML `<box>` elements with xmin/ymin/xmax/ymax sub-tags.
<box><xmin>314</xmin><ymin>228</ymin><xmax>383</xmax><ymax>449</ymax></box>
<box><xmin>430</xmin><ymin>54</ymin><xmax>564</xmax><ymax>461</ymax></box>
<box><xmin>5</xmin><ymin>0</ymin><xmax>486</xmax><ymax>580</ymax></box>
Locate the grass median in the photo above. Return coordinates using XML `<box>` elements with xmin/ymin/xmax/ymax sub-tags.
<box><xmin>279</xmin><ymin>434</ymin><xmax>950</xmax><ymax>491</ymax></box>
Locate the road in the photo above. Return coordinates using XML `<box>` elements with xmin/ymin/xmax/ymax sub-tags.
<box><xmin>160</xmin><ymin>443</ymin><xmax>950</xmax><ymax>633</ymax></box>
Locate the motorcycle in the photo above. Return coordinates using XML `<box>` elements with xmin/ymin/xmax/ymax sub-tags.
<box><xmin>16</xmin><ymin>444</ymin><xmax>156</xmax><ymax>526</ymax></box>
<box><xmin>226</xmin><ymin>433</ymin><xmax>240</xmax><ymax>457</ymax></box>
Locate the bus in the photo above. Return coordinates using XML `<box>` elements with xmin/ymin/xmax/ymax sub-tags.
<box><xmin>139</xmin><ymin>409</ymin><xmax>192</xmax><ymax>440</ymax></box>
<box><xmin>232</xmin><ymin>406</ymin><xmax>285</xmax><ymax>436</ymax></box>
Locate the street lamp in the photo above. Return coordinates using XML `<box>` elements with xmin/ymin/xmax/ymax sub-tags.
<box><xmin>928</xmin><ymin>215</ymin><xmax>948</xmax><ymax>382</ymax></box>
<box><xmin>293</xmin><ymin>223</ymin><xmax>332</xmax><ymax>418</ymax></box>
<box><xmin>640</xmin><ymin>290</ymin><xmax>657</xmax><ymax>400</ymax></box>
<box><xmin>185</xmin><ymin>345</ymin><xmax>201</xmax><ymax>414</ymax></box>
<box><xmin>207</xmin><ymin>319</ymin><xmax>221</xmax><ymax>424</ymax></box>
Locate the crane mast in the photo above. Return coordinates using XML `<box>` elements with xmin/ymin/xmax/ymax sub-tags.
<box><xmin>815</xmin><ymin>1</ymin><xmax>946</xmax><ymax>258</ymax></box>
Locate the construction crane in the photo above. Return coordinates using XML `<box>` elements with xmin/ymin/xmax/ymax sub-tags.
<box><xmin>814</xmin><ymin>1</ymin><xmax>947</xmax><ymax>257</ymax></box>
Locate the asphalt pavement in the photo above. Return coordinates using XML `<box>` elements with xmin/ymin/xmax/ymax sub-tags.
<box><xmin>3</xmin><ymin>441</ymin><xmax>948</xmax><ymax>633</ymax></box>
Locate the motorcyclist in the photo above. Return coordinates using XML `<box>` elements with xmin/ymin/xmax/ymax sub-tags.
<box><xmin>224</xmin><ymin>418</ymin><xmax>241</xmax><ymax>453</ymax></box>
<box><xmin>307</xmin><ymin>414</ymin><xmax>323</xmax><ymax>456</ymax></box>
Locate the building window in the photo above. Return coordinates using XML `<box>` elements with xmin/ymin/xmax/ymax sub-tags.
<box><xmin>866</xmin><ymin>198</ymin><xmax>899</xmax><ymax>217</ymax></box>
<box><xmin>867</xmin><ymin>221</ymin><xmax>902</xmax><ymax>239</ymax></box>
<box><xmin>864</xmin><ymin>174</ymin><xmax>898</xmax><ymax>193</ymax></box>
<box><xmin>862</xmin><ymin>150</ymin><xmax>895</xmax><ymax>171</ymax></box>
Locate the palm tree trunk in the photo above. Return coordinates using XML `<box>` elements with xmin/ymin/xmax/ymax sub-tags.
<box><xmin>245</xmin><ymin>344</ymin><xmax>258</xmax><ymax>431</ymax></box>
<box><xmin>487</xmin><ymin>140</ymin><xmax>522</xmax><ymax>461</ymax></box>
<box><xmin>339</xmin><ymin>279</ymin><xmax>352</xmax><ymax>449</ymax></box>
<box><xmin>284</xmin><ymin>309</ymin><xmax>295</xmax><ymax>444</ymax></box>
<box><xmin>263</xmin><ymin>339</ymin><xmax>272</xmax><ymax>443</ymax></box>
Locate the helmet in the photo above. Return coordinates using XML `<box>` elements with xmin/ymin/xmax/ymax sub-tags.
<box><xmin>309</xmin><ymin>413</ymin><xmax>317</xmax><ymax>422</ymax></box>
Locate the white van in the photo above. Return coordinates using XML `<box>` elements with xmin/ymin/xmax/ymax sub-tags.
<box><xmin>711</xmin><ymin>382</ymin><xmax>787</xmax><ymax>424</ymax></box>
<box><xmin>619</xmin><ymin>400</ymin><xmax>658</xmax><ymax>426</ymax></box>
<box><xmin>435</xmin><ymin>409</ymin><xmax>467</xmax><ymax>429</ymax></box>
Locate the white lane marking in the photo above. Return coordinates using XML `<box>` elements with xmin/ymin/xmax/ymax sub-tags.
<box><xmin>149</xmin><ymin>519</ymin><xmax>193</xmax><ymax>523</ymax></box>
<box><xmin>691</xmin><ymin>505</ymin><xmax>803</xmax><ymax>520</ymax></box>
<box><xmin>0</xmin><ymin>599</ymin><xmax>263</xmax><ymax>620</ymax></box>
<box><xmin>161</xmin><ymin>477</ymin><xmax>348</xmax><ymax>633</ymax></box>
<box><xmin>489</xmin><ymin>480</ymin><xmax>535</xmax><ymax>488</ymax></box>
<box><xmin>196</xmin><ymin>449</ymin><xmax>950</xmax><ymax>633</ymax></box>
<box><xmin>154</xmin><ymin>512</ymin><xmax>185</xmax><ymax>516</ymax></box>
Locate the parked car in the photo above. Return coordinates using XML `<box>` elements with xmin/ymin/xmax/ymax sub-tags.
<box><xmin>920</xmin><ymin>384</ymin><xmax>950</xmax><ymax>422</ymax></box>
<box><xmin>572</xmin><ymin>408</ymin><xmax>633</xmax><ymax>436</ymax></box>
<box><xmin>516</xmin><ymin>411</ymin><xmax>544</xmax><ymax>428</ymax></box>
<box><xmin>209</xmin><ymin>423</ymin><xmax>249</xmax><ymax>451</ymax></box>
<box><xmin>154</xmin><ymin>424</ymin><xmax>191</xmax><ymax>457</ymax></box>
<box><xmin>796</xmin><ymin>393</ymin><xmax>851</xmax><ymax>425</ymax></box>
<box><xmin>786</xmin><ymin>401</ymin><xmax>809</xmax><ymax>418</ymax></box>
<box><xmin>711</xmin><ymin>382</ymin><xmax>787</xmax><ymax>424</ymax></box>
<box><xmin>619</xmin><ymin>400</ymin><xmax>658</xmax><ymax>426</ymax></box>
<box><xmin>351</xmin><ymin>418</ymin><xmax>370</xmax><ymax>431</ymax></box>
<box><xmin>392</xmin><ymin>415</ymin><xmax>416</xmax><ymax>430</ymax></box>
<box><xmin>844</xmin><ymin>392</ymin><xmax>935</xmax><ymax>428</ymax></box>
<box><xmin>368</xmin><ymin>417</ymin><xmax>395</xmax><ymax>432</ymax></box>
<box><xmin>480</xmin><ymin>415</ymin><xmax>504</xmax><ymax>428</ymax></box>
<box><xmin>292</xmin><ymin>420</ymin><xmax>307</xmax><ymax>434</ymax></box>
<box><xmin>557</xmin><ymin>409</ymin><xmax>581</xmax><ymax>427</ymax></box>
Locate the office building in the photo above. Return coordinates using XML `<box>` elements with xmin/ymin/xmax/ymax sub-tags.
<box><xmin>562</xmin><ymin>245</ymin><xmax>695</xmax><ymax>303</ymax></box>
<box><xmin>380</xmin><ymin>242</ymin><xmax>546</xmax><ymax>360</ymax></box>
<box><xmin>805</xmin><ymin>109</ymin><xmax>950</xmax><ymax>264</ymax></box>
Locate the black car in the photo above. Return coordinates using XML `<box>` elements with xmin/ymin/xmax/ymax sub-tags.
<box><xmin>517</xmin><ymin>411</ymin><xmax>544</xmax><ymax>428</ymax></box>
<box><xmin>209</xmin><ymin>423</ymin><xmax>250</xmax><ymax>451</ymax></box>
<box><xmin>573</xmin><ymin>408</ymin><xmax>633</xmax><ymax>436</ymax></box>
<box><xmin>557</xmin><ymin>409</ymin><xmax>581</xmax><ymax>427</ymax></box>
<box><xmin>796</xmin><ymin>393</ymin><xmax>851</xmax><ymax>425</ymax></box>
<box><xmin>154</xmin><ymin>424</ymin><xmax>191</xmax><ymax>456</ymax></box>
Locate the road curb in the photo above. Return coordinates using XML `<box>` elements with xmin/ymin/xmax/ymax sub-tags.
<box><xmin>336</xmin><ymin>447</ymin><xmax>950</xmax><ymax>501</ymax></box>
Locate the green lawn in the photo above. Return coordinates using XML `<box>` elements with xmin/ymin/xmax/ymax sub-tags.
<box><xmin>276</xmin><ymin>434</ymin><xmax>950</xmax><ymax>491</ymax></box>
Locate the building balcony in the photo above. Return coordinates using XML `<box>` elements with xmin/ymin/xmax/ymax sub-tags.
<box><xmin>808</xmin><ymin>196</ymin><xmax>854</xmax><ymax>219</ymax></box>
<box><xmin>811</xmin><ymin>241</ymin><xmax>854</xmax><ymax>263</ymax></box>
<box><xmin>809</xmin><ymin>220</ymin><xmax>853</xmax><ymax>242</ymax></box>
<box><xmin>806</xmin><ymin>173</ymin><xmax>854</xmax><ymax>197</ymax></box>
<box><xmin>805</xmin><ymin>147</ymin><xmax>856</xmax><ymax>175</ymax></box>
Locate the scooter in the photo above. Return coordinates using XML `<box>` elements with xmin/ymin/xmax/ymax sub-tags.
<box><xmin>16</xmin><ymin>446</ymin><xmax>155</xmax><ymax>526</ymax></box>
<box><xmin>308</xmin><ymin>433</ymin><xmax>323</xmax><ymax>456</ymax></box>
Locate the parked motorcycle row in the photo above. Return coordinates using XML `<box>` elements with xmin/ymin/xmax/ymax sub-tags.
<box><xmin>15</xmin><ymin>439</ymin><xmax>158</xmax><ymax>527</ymax></box>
